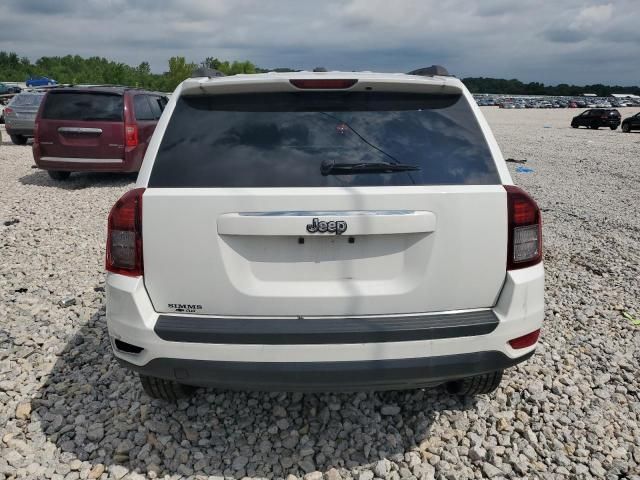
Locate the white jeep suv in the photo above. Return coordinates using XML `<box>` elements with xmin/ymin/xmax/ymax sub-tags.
<box><xmin>105</xmin><ymin>67</ymin><xmax>544</xmax><ymax>400</ymax></box>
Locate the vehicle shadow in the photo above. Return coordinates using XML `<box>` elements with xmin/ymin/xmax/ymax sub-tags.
<box><xmin>33</xmin><ymin>308</ymin><xmax>479</xmax><ymax>479</ymax></box>
<box><xmin>19</xmin><ymin>170</ymin><xmax>136</xmax><ymax>190</ymax></box>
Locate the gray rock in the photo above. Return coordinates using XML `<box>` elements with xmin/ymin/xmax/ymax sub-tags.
<box><xmin>298</xmin><ymin>458</ymin><xmax>316</xmax><ymax>474</ymax></box>
<box><xmin>109</xmin><ymin>465</ymin><xmax>128</xmax><ymax>480</ymax></box>
<box><xmin>232</xmin><ymin>455</ymin><xmax>249</xmax><ymax>471</ymax></box>
<box><xmin>325</xmin><ymin>468</ymin><xmax>342</xmax><ymax>480</ymax></box>
<box><xmin>469</xmin><ymin>446</ymin><xmax>486</xmax><ymax>462</ymax></box>
<box><xmin>374</xmin><ymin>459</ymin><xmax>390</xmax><ymax>478</ymax></box>
<box><xmin>380</xmin><ymin>405</ymin><xmax>401</xmax><ymax>416</ymax></box>
<box><xmin>482</xmin><ymin>463</ymin><xmax>503</xmax><ymax>478</ymax></box>
<box><xmin>589</xmin><ymin>459</ymin><xmax>606</xmax><ymax>478</ymax></box>
<box><xmin>357</xmin><ymin>470</ymin><xmax>374</xmax><ymax>480</ymax></box>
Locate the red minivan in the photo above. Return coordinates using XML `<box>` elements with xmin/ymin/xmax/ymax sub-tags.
<box><xmin>33</xmin><ymin>87</ymin><xmax>167</xmax><ymax>180</ymax></box>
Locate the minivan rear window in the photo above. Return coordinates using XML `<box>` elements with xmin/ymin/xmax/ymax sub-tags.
<box><xmin>42</xmin><ymin>92</ymin><xmax>123</xmax><ymax>121</ymax></box>
<box><xmin>9</xmin><ymin>93</ymin><xmax>44</xmax><ymax>107</ymax></box>
<box><xmin>149</xmin><ymin>92</ymin><xmax>499</xmax><ymax>187</ymax></box>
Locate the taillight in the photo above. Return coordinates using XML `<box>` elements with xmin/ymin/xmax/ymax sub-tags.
<box><xmin>505</xmin><ymin>185</ymin><xmax>542</xmax><ymax>270</ymax></box>
<box><xmin>508</xmin><ymin>329</ymin><xmax>540</xmax><ymax>349</ymax></box>
<box><xmin>34</xmin><ymin>121</ymin><xmax>40</xmax><ymax>142</ymax></box>
<box><xmin>290</xmin><ymin>79</ymin><xmax>357</xmax><ymax>89</ymax></box>
<box><xmin>125</xmin><ymin>124</ymin><xmax>138</xmax><ymax>147</ymax></box>
<box><xmin>106</xmin><ymin>188</ymin><xmax>144</xmax><ymax>277</ymax></box>
<box><xmin>4</xmin><ymin>107</ymin><xmax>13</xmax><ymax>116</ymax></box>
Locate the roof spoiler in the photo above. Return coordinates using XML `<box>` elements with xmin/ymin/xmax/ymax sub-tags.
<box><xmin>191</xmin><ymin>67</ymin><xmax>225</xmax><ymax>78</ymax></box>
<box><xmin>407</xmin><ymin>65</ymin><xmax>451</xmax><ymax>77</ymax></box>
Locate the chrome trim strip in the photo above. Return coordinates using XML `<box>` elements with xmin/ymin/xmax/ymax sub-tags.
<box><xmin>239</xmin><ymin>210</ymin><xmax>416</xmax><ymax>217</ymax></box>
<box><xmin>40</xmin><ymin>157</ymin><xmax>123</xmax><ymax>164</ymax></box>
<box><xmin>57</xmin><ymin>127</ymin><xmax>103</xmax><ymax>134</ymax></box>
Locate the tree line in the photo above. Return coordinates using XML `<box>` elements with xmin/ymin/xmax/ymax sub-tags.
<box><xmin>0</xmin><ymin>51</ymin><xmax>269</xmax><ymax>92</ymax></box>
<box><xmin>1</xmin><ymin>51</ymin><xmax>637</xmax><ymax>96</ymax></box>
<box><xmin>462</xmin><ymin>77</ymin><xmax>640</xmax><ymax>97</ymax></box>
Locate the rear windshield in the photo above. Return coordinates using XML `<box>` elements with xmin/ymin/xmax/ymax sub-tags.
<box><xmin>149</xmin><ymin>92</ymin><xmax>499</xmax><ymax>187</ymax></box>
<box><xmin>9</xmin><ymin>93</ymin><xmax>44</xmax><ymax>107</ymax></box>
<box><xmin>42</xmin><ymin>92</ymin><xmax>123</xmax><ymax>121</ymax></box>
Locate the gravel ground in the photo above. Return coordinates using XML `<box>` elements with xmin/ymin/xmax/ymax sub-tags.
<box><xmin>0</xmin><ymin>108</ymin><xmax>639</xmax><ymax>480</ymax></box>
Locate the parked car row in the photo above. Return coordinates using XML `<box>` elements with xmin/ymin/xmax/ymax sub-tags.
<box><xmin>569</xmin><ymin>108</ymin><xmax>640</xmax><ymax>132</ymax></box>
<box><xmin>2</xmin><ymin>86</ymin><xmax>167</xmax><ymax>180</ymax></box>
<box><xmin>475</xmin><ymin>94</ymin><xmax>640</xmax><ymax>109</ymax></box>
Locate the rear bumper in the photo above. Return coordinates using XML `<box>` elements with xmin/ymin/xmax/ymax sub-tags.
<box><xmin>32</xmin><ymin>144</ymin><xmax>144</xmax><ymax>173</ymax></box>
<box><xmin>107</xmin><ymin>263</ymin><xmax>544</xmax><ymax>391</ymax></box>
<box><xmin>4</xmin><ymin>125</ymin><xmax>34</xmax><ymax>136</ymax></box>
<box><xmin>117</xmin><ymin>350</ymin><xmax>533</xmax><ymax>391</ymax></box>
<box><xmin>33</xmin><ymin>153</ymin><xmax>137</xmax><ymax>172</ymax></box>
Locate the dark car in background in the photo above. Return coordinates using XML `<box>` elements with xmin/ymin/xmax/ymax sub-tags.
<box><xmin>621</xmin><ymin>112</ymin><xmax>640</xmax><ymax>133</ymax></box>
<box><xmin>571</xmin><ymin>109</ymin><xmax>621</xmax><ymax>130</ymax></box>
<box><xmin>33</xmin><ymin>87</ymin><xmax>167</xmax><ymax>180</ymax></box>
<box><xmin>3</xmin><ymin>91</ymin><xmax>46</xmax><ymax>144</ymax></box>
<box><xmin>0</xmin><ymin>82</ymin><xmax>21</xmax><ymax>94</ymax></box>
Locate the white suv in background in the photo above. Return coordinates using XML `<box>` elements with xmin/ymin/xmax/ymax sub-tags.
<box><xmin>105</xmin><ymin>66</ymin><xmax>544</xmax><ymax>401</ymax></box>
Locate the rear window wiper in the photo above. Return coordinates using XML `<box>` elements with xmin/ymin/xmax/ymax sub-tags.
<box><xmin>321</xmin><ymin>160</ymin><xmax>420</xmax><ymax>176</ymax></box>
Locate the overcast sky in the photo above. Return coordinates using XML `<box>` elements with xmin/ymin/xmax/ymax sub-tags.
<box><xmin>0</xmin><ymin>0</ymin><xmax>638</xmax><ymax>85</ymax></box>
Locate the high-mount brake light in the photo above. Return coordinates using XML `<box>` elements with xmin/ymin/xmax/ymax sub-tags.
<box><xmin>125</xmin><ymin>124</ymin><xmax>139</xmax><ymax>147</ymax></box>
<box><xmin>106</xmin><ymin>188</ymin><xmax>145</xmax><ymax>277</ymax></box>
<box><xmin>505</xmin><ymin>185</ymin><xmax>542</xmax><ymax>270</ymax></box>
<box><xmin>289</xmin><ymin>79</ymin><xmax>358</xmax><ymax>89</ymax></box>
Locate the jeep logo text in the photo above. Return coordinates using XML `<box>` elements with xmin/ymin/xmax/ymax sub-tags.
<box><xmin>306</xmin><ymin>218</ymin><xmax>348</xmax><ymax>235</ymax></box>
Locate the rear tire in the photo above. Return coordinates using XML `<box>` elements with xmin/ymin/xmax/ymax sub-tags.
<box><xmin>139</xmin><ymin>374</ymin><xmax>195</xmax><ymax>401</ymax></box>
<box><xmin>590</xmin><ymin>124</ymin><xmax>599</xmax><ymax>130</ymax></box>
<box><xmin>622</xmin><ymin>124</ymin><xmax>631</xmax><ymax>133</ymax></box>
<box><xmin>610</xmin><ymin>126</ymin><xmax>617</xmax><ymax>130</ymax></box>
<box><xmin>10</xmin><ymin>134</ymin><xmax>27</xmax><ymax>145</ymax></box>
<box><xmin>571</xmin><ymin>123</ymin><xmax>577</xmax><ymax>128</ymax></box>
<box><xmin>446</xmin><ymin>370</ymin><xmax>503</xmax><ymax>396</ymax></box>
<box><xmin>47</xmin><ymin>170</ymin><xmax>71</xmax><ymax>181</ymax></box>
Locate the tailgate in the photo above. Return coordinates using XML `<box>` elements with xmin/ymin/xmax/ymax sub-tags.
<box><xmin>143</xmin><ymin>187</ymin><xmax>507</xmax><ymax>316</ymax></box>
<box><xmin>38</xmin><ymin>91</ymin><xmax>124</xmax><ymax>160</ymax></box>
<box><xmin>141</xmin><ymin>86</ymin><xmax>507</xmax><ymax>317</ymax></box>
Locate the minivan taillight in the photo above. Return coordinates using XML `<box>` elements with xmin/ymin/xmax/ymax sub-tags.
<box><xmin>106</xmin><ymin>188</ymin><xmax>144</xmax><ymax>276</ymax></box>
<box><xmin>505</xmin><ymin>185</ymin><xmax>542</xmax><ymax>270</ymax></box>
<box><xmin>125</xmin><ymin>124</ymin><xmax>138</xmax><ymax>147</ymax></box>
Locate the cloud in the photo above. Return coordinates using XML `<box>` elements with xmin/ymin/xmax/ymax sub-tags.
<box><xmin>544</xmin><ymin>28</ymin><xmax>589</xmax><ymax>44</ymax></box>
<box><xmin>0</xmin><ymin>0</ymin><xmax>638</xmax><ymax>85</ymax></box>
<box><xmin>573</xmin><ymin>4</ymin><xmax>613</xmax><ymax>28</ymax></box>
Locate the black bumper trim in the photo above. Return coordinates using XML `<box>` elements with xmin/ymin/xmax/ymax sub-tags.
<box><xmin>118</xmin><ymin>350</ymin><xmax>534</xmax><ymax>392</ymax></box>
<box><xmin>154</xmin><ymin>310</ymin><xmax>499</xmax><ymax>345</ymax></box>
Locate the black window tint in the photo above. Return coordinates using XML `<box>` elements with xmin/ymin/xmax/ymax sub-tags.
<box><xmin>149</xmin><ymin>92</ymin><xmax>499</xmax><ymax>188</ymax></box>
<box><xmin>134</xmin><ymin>95</ymin><xmax>154</xmax><ymax>121</ymax></box>
<box><xmin>42</xmin><ymin>92</ymin><xmax>123</xmax><ymax>121</ymax></box>
<box><xmin>148</xmin><ymin>96</ymin><xmax>163</xmax><ymax>119</ymax></box>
